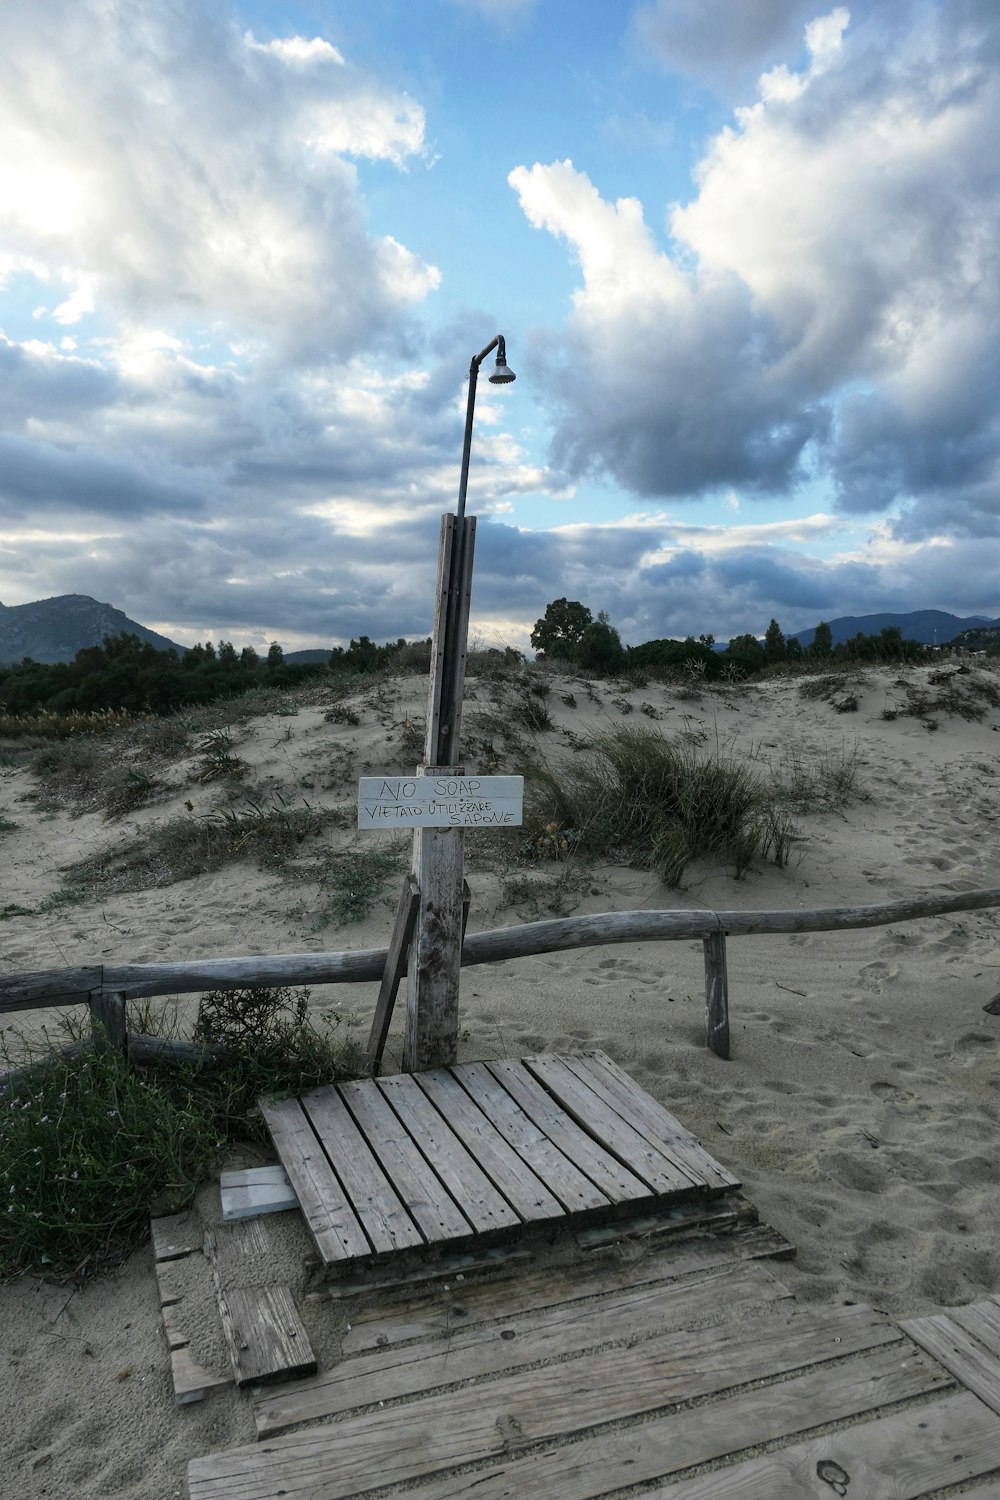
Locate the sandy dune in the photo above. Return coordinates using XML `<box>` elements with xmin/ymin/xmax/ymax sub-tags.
<box><xmin>1</xmin><ymin>659</ymin><xmax>999</xmax><ymax>1496</ymax></box>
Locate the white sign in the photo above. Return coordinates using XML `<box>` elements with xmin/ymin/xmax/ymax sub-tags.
<box><xmin>358</xmin><ymin>774</ymin><xmax>524</xmax><ymax>829</ymax></box>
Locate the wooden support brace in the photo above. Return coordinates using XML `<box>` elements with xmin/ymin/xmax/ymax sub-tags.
<box><xmin>89</xmin><ymin>989</ymin><xmax>126</xmax><ymax>1056</ymax></box>
<box><xmin>703</xmin><ymin>931</ymin><xmax>731</xmax><ymax>1060</ymax></box>
<box><xmin>366</xmin><ymin>874</ymin><xmax>420</xmax><ymax>1076</ymax></box>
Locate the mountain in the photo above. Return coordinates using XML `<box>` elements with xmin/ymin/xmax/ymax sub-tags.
<box><xmin>787</xmin><ymin>610</ymin><xmax>997</xmax><ymax>650</ymax></box>
<box><xmin>0</xmin><ymin>594</ymin><xmax>185</xmax><ymax>665</ymax></box>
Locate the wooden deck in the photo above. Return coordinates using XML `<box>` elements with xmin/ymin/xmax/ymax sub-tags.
<box><xmin>187</xmin><ymin>1246</ymin><xmax>1000</xmax><ymax>1499</ymax></box>
<box><xmin>259</xmin><ymin>1050</ymin><xmax>740</xmax><ymax>1274</ymax></box>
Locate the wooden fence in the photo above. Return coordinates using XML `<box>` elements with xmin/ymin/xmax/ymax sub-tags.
<box><xmin>2</xmin><ymin>886</ymin><xmax>999</xmax><ymax>1076</ymax></box>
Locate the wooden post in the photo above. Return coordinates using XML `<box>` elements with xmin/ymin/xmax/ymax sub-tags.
<box><xmin>90</xmin><ymin>989</ymin><xmax>127</xmax><ymax>1056</ymax></box>
<box><xmin>403</xmin><ymin>509</ymin><xmax>477</xmax><ymax>1072</ymax></box>
<box><xmin>366</xmin><ymin>874</ymin><xmax>420</xmax><ymax>1076</ymax></box>
<box><xmin>703</xmin><ymin>932</ymin><xmax>730</xmax><ymax>1059</ymax></box>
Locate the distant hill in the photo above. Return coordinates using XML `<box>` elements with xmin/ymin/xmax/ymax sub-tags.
<box><xmin>0</xmin><ymin>594</ymin><xmax>185</xmax><ymax>665</ymax></box>
<box><xmin>787</xmin><ymin>610</ymin><xmax>996</xmax><ymax>650</ymax></box>
<box><xmin>948</xmin><ymin>621</ymin><xmax>1000</xmax><ymax>652</ymax></box>
<box><xmin>284</xmin><ymin>649</ymin><xmax>332</xmax><ymax>665</ymax></box>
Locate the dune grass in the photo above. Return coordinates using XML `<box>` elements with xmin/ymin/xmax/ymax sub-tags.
<box><xmin>0</xmin><ymin>988</ymin><xmax>360</xmax><ymax>1278</ymax></box>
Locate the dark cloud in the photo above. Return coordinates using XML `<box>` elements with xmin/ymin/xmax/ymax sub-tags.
<box><xmin>632</xmin><ymin>0</ymin><xmax>822</xmax><ymax>91</ymax></box>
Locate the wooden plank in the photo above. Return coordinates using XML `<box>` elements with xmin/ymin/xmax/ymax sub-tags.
<box><xmin>575</xmin><ymin>1196</ymin><xmax>744</xmax><ymax>1250</ymax></box>
<box><xmin>415</xmin><ymin>1068</ymin><xmax>565</xmax><ymax>1222</ymax></box>
<box><xmin>646</xmin><ymin>1391</ymin><xmax>1000</xmax><ymax>1499</ymax></box>
<box><xmin>452</xmin><ymin>1060</ymin><xmax>610</xmax><ymax>1212</ymax></box>
<box><xmin>704</xmin><ymin>929</ymin><xmax>731</xmax><ymax>1057</ymax></box>
<box><xmin>951</xmin><ymin>1298</ymin><xmax>1000</xmax><ymax>1361</ymax></box>
<box><xmin>154</xmin><ymin>1247</ymin><xmax>232</xmax><ymax>1405</ymax></box>
<box><xmin>323</xmin><ymin>1245</ymin><xmax>532</xmax><ymax>1301</ymax></box>
<box><xmin>341</xmin><ymin>1222</ymin><xmax>795</xmax><ymax>1355</ymax></box>
<box><xmin>523</xmin><ymin>1053</ymin><xmax>702</xmax><ymax>1196</ymax></box>
<box><xmin>89</xmin><ymin>989</ymin><xmax>126</xmax><ymax>1055</ymax></box>
<box><xmin>337</xmin><ymin>1077</ymin><xmax>472</xmax><ymax>1245</ymax></box>
<box><xmin>328</xmin><ymin>1343</ymin><xmax>955</xmax><ymax>1500</ymax></box>
<box><xmin>366</xmin><ymin>873</ymin><xmax>419</xmax><ymax>1076</ymax></box>
<box><xmin>404</xmin><ymin>822</ymin><xmax>466</xmax><ymax>1071</ymax></box>
<box><xmin>581</xmin><ymin>1048</ymin><xmax>741</xmax><ymax>1191</ymax></box>
<box><xmin>376</xmin><ymin>1073</ymin><xmax>521</xmax><ymax>1235</ymax></box>
<box><xmin>218</xmin><ymin>1285</ymin><xmax>317</xmax><ymax>1388</ymax></box>
<box><xmin>300</xmin><ymin>1085</ymin><xmax>423</xmax><ymax>1254</ymax></box>
<box><xmin>254</xmin><ymin>1262</ymin><xmax>791</xmax><ymax>1437</ymax></box>
<box><xmin>150</xmin><ymin>1211</ymin><xmax>201</xmax><ymax>1261</ymax></box>
<box><xmin>221</xmin><ymin>1167</ymin><xmax>299</xmax><ymax>1222</ymax></box>
<box><xmin>258</xmin><ymin>1096</ymin><xmax>370</xmax><ymax>1265</ymax></box>
<box><xmin>171</xmin><ymin>1345</ymin><xmax>232</xmax><ymax>1406</ymax></box>
<box><xmin>902</xmin><ymin>1308</ymin><xmax>1000</xmax><ymax>1416</ymax></box>
<box><xmin>188</xmin><ymin>1302</ymin><xmax>906</xmax><ymax>1498</ymax></box>
<box><xmin>483</xmin><ymin>1058</ymin><xmax>650</xmax><ymax>1205</ymax></box>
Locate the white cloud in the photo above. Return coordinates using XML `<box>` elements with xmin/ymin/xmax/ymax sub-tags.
<box><xmin>512</xmin><ymin>4</ymin><xmax>1000</xmax><ymax>536</ymax></box>
<box><xmin>0</xmin><ymin>0</ymin><xmax>437</xmax><ymax>362</ymax></box>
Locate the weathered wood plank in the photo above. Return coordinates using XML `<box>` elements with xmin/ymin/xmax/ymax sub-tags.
<box><xmin>703</xmin><ymin>929</ymin><xmax>731</xmax><ymax>1058</ymax></box>
<box><xmin>376</xmin><ymin>1073</ymin><xmax>520</xmax><ymax>1235</ymax></box>
<box><xmin>451</xmin><ymin>1060</ymin><xmax>610</xmax><ymax>1212</ymax></box>
<box><xmin>523</xmin><ymin>1053</ymin><xmax>702</xmax><ymax>1196</ymax></box>
<box><xmin>154</xmin><ymin>1247</ymin><xmax>231</xmax><ymax>1404</ymax></box>
<box><xmin>254</xmin><ymin>1263</ymin><xmax>790</xmax><ymax>1436</ymax></box>
<box><xmin>258</xmin><ymin>1096</ymin><xmax>370</xmax><ymax>1265</ymax></box>
<box><xmin>336</xmin><ymin>1078</ymin><xmax>472</xmax><ymax>1245</ymax></box>
<box><xmin>901</xmin><ymin>1308</ymin><xmax>1000</xmax><ymax>1416</ymax></box>
<box><xmin>340</xmin><ymin>1223</ymin><xmax>794</xmax><ymax>1355</ymax></box>
<box><xmin>300</xmin><ymin>1085</ymin><xmax>423</xmax><ymax>1254</ymax></box>
<box><xmin>335</xmin><ymin>1343</ymin><xmax>954</xmax><ymax>1500</ymax></box>
<box><xmin>89</xmin><ymin>988</ymin><xmax>126</xmax><ymax>1054</ymax></box>
<box><xmin>188</xmin><ymin>1302</ymin><xmax>905</xmax><ymax>1497</ymax></box>
<box><xmin>415</xmin><ymin>1067</ymin><xmax>564</xmax><ymax>1223</ymax></box>
<box><xmin>220</xmin><ymin>1166</ymin><xmax>299</xmax><ymax>1221</ymax></box>
<box><xmin>218</xmin><ymin>1285</ymin><xmax>317</xmax><ymax>1388</ymax></box>
<box><xmin>484</xmin><ymin>1058</ymin><xmax>650</xmax><ymax>1205</ymax></box>
<box><xmin>574</xmin><ymin>1196</ymin><xmax>744</xmax><ymax>1250</ymax></box>
<box><xmin>150</xmin><ymin>1211</ymin><xmax>201</xmax><ymax>1261</ymax></box>
<box><xmin>404</xmin><ymin>822</ymin><xmax>466</xmax><ymax>1072</ymax></box>
<box><xmin>366</xmin><ymin>873</ymin><xmax>420</xmax><ymax>1076</ymax></box>
<box><xmin>951</xmin><ymin>1298</ymin><xmax>1000</xmax><ymax>1362</ymax></box>
<box><xmin>171</xmin><ymin>1345</ymin><xmax>232</xmax><ymax>1406</ymax></box>
<box><xmin>581</xmin><ymin>1048</ymin><xmax>741</xmax><ymax>1191</ymax></box>
<box><xmin>323</xmin><ymin>1244</ymin><xmax>532</xmax><ymax>1301</ymax></box>
<box><xmin>646</xmin><ymin>1391</ymin><xmax>1000</xmax><ymax>1499</ymax></box>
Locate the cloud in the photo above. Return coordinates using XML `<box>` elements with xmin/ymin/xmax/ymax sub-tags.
<box><xmin>632</xmin><ymin>0</ymin><xmax>825</xmax><ymax>91</ymax></box>
<box><xmin>0</xmin><ymin>0</ymin><xmax>438</xmax><ymax>363</ymax></box>
<box><xmin>511</xmin><ymin>4</ymin><xmax>1000</xmax><ymax>542</ymax></box>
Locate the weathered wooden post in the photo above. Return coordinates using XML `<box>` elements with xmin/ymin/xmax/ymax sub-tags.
<box><xmin>89</xmin><ymin>989</ymin><xmax>127</xmax><ymax>1056</ymax></box>
<box><xmin>354</xmin><ymin>335</ymin><xmax>520</xmax><ymax>1073</ymax></box>
<box><xmin>703</xmin><ymin>930</ymin><xmax>731</xmax><ymax>1059</ymax></box>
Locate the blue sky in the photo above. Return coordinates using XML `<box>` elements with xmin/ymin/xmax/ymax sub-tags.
<box><xmin>1</xmin><ymin>0</ymin><xmax>998</xmax><ymax>651</ymax></box>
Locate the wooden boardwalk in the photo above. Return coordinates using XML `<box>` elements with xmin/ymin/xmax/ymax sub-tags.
<box><xmin>259</xmin><ymin>1050</ymin><xmax>740</xmax><ymax>1274</ymax></box>
<box><xmin>187</xmin><ymin>1244</ymin><xmax>1000</xmax><ymax>1499</ymax></box>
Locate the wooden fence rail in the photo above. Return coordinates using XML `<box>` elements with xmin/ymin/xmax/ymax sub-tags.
<box><xmin>2</xmin><ymin>885</ymin><xmax>999</xmax><ymax>1062</ymax></box>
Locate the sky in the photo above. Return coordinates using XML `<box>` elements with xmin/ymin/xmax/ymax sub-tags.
<box><xmin>1</xmin><ymin>0</ymin><xmax>998</xmax><ymax>653</ymax></box>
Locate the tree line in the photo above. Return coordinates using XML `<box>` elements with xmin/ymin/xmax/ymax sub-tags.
<box><xmin>530</xmin><ymin>598</ymin><xmax>926</xmax><ymax>678</ymax></box>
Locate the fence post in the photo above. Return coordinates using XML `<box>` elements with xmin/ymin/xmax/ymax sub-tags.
<box><xmin>703</xmin><ymin>932</ymin><xmax>730</xmax><ymax>1059</ymax></box>
<box><xmin>90</xmin><ymin>990</ymin><xmax>127</xmax><ymax>1056</ymax></box>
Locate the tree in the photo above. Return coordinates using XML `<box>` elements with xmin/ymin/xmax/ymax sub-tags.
<box><xmin>530</xmin><ymin>598</ymin><xmax>592</xmax><ymax>659</ymax></box>
<box><xmin>764</xmin><ymin>618</ymin><xmax>786</xmax><ymax>664</ymax></box>
<box><xmin>811</xmin><ymin>621</ymin><xmax>833</xmax><ymax>659</ymax></box>
<box><xmin>218</xmin><ymin>640</ymin><xmax>238</xmax><ymax>668</ymax></box>
<box><xmin>785</xmin><ymin>634</ymin><xmax>804</xmax><ymax>662</ymax></box>
<box><xmin>267</xmin><ymin>641</ymin><xmax>284</xmax><ymax>667</ymax></box>
<box><xmin>576</xmin><ymin>619</ymin><xmax>626</xmax><ymax>675</ymax></box>
<box><xmin>240</xmin><ymin>645</ymin><xmax>259</xmax><ymax>668</ymax></box>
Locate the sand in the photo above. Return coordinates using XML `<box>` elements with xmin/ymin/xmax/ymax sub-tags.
<box><xmin>1</xmin><ymin>659</ymin><xmax>999</xmax><ymax>1497</ymax></box>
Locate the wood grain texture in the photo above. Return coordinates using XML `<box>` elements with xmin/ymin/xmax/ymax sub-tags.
<box><xmin>522</xmin><ymin>1053</ymin><xmax>702</xmax><ymax>1196</ymax></box>
<box><xmin>704</xmin><ymin>930</ymin><xmax>731</xmax><ymax>1058</ymax></box>
<box><xmin>329</xmin><ymin>1344</ymin><xmax>953</xmax><ymax>1500</ymax></box>
<box><xmin>188</xmin><ymin>1302</ymin><xmax>905</xmax><ymax>1498</ymax></box>
<box><xmin>901</xmin><ymin>1306</ymin><xmax>1000</xmax><ymax>1416</ymax></box>
<box><xmin>414</xmin><ymin>1067</ymin><xmax>564</xmax><ymax>1223</ymax></box>
<box><xmin>366</xmin><ymin>873</ymin><xmax>420</xmax><ymax>1075</ymax></box>
<box><xmin>300</xmin><ymin>1085</ymin><xmax>423</xmax><ymax>1254</ymax></box>
<box><xmin>376</xmin><ymin>1073</ymin><xmax>520</xmax><ymax>1234</ymax></box>
<box><xmin>404</xmin><ymin>824</ymin><xmax>466</xmax><ymax>1072</ymax></box>
<box><xmin>451</xmin><ymin>1060</ymin><xmax>610</xmax><ymax>1212</ymax></box>
<box><xmin>336</xmin><ymin>1077</ymin><xmax>472</xmax><ymax>1245</ymax></box>
<box><xmin>257</xmin><ymin>1096</ymin><xmax>370</xmax><ymax>1265</ymax></box>
<box><xmin>340</xmin><ymin>1222</ymin><xmax>794</xmax><ymax>1355</ymax></box>
<box><xmin>645</xmin><ymin>1391</ymin><xmax>1000</xmax><ymax>1499</ymax></box>
<box><xmin>253</xmin><ymin>1263</ymin><xmax>790</xmax><ymax>1437</ymax></box>
<box><xmin>483</xmin><ymin>1058</ymin><xmax>651</xmax><ymax>1204</ymax></box>
<box><xmin>217</xmin><ymin>1284</ymin><xmax>316</xmax><ymax>1388</ymax></box>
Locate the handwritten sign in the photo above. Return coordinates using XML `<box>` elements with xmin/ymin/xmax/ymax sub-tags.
<box><xmin>359</xmin><ymin>774</ymin><xmax>524</xmax><ymax>829</ymax></box>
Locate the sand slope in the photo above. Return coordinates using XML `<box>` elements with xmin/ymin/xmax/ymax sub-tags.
<box><xmin>1</xmin><ymin>660</ymin><xmax>999</xmax><ymax>1497</ymax></box>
